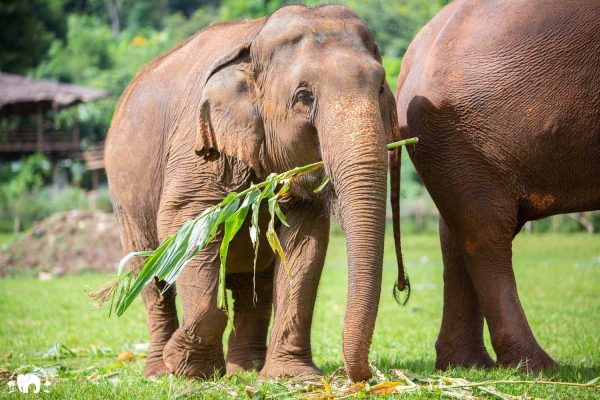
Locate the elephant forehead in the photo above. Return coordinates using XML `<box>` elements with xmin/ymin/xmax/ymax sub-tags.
<box><xmin>255</xmin><ymin>6</ymin><xmax>374</xmax><ymax>55</ymax></box>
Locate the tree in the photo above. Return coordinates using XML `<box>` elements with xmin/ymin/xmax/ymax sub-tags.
<box><xmin>0</xmin><ymin>0</ymin><xmax>65</xmax><ymax>73</ymax></box>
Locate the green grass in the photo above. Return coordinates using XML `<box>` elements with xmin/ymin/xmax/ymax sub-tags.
<box><xmin>0</xmin><ymin>232</ymin><xmax>599</xmax><ymax>398</ymax></box>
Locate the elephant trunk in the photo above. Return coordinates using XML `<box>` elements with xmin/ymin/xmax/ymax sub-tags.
<box><xmin>319</xmin><ymin>97</ymin><xmax>388</xmax><ymax>382</ymax></box>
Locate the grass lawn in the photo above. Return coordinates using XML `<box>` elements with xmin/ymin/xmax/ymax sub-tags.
<box><xmin>0</xmin><ymin>231</ymin><xmax>599</xmax><ymax>398</ymax></box>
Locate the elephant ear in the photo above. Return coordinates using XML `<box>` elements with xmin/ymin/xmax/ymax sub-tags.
<box><xmin>380</xmin><ymin>83</ymin><xmax>400</xmax><ymax>143</ymax></box>
<box><xmin>195</xmin><ymin>20</ymin><xmax>266</xmax><ymax>176</ymax></box>
<box><xmin>373</xmin><ymin>41</ymin><xmax>397</xmax><ymax>142</ymax></box>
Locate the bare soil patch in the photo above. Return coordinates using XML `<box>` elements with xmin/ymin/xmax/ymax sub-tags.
<box><xmin>0</xmin><ymin>210</ymin><xmax>121</xmax><ymax>277</ymax></box>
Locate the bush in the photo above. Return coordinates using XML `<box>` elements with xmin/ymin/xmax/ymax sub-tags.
<box><xmin>7</xmin><ymin>186</ymin><xmax>88</xmax><ymax>231</ymax></box>
<box><xmin>0</xmin><ymin>182</ymin><xmax>114</xmax><ymax>233</ymax></box>
<box><xmin>91</xmin><ymin>185</ymin><xmax>114</xmax><ymax>213</ymax></box>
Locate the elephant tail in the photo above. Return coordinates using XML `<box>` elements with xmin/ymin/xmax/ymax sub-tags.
<box><xmin>389</xmin><ymin>128</ymin><xmax>410</xmax><ymax>306</ymax></box>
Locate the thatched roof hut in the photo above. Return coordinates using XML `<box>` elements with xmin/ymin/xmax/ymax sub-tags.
<box><xmin>0</xmin><ymin>72</ymin><xmax>108</xmax><ymax>116</ymax></box>
<box><xmin>0</xmin><ymin>73</ymin><xmax>109</xmax><ymax>159</ymax></box>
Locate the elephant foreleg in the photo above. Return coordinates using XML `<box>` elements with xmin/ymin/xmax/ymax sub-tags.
<box><xmin>260</xmin><ymin>204</ymin><xmax>329</xmax><ymax>378</ymax></box>
<box><xmin>163</xmin><ymin>240</ymin><xmax>228</xmax><ymax>378</ymax></box>
<box><xmin>225</xmin><ymin>266</ymin><xmax>274</xmax><ymax>373</ymax></box>
<box><xmin>435</xmin><ymin>216</ymin><xmax>494</xmax><ymax>369</ymax></box>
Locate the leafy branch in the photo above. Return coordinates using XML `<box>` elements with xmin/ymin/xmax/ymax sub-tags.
<box><xmin>89</xmin><ymin>137</ymin><xmax>418</xmax><ymax>317</ymax></box>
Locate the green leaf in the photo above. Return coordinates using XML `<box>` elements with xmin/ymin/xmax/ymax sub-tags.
<box><xmin>218</xmin><ymin>198</ymin><xmax>252</xmax><ymax>308</ymax></box>
<box><xmin>266</xmin><ymin>225</ymin><xmax>290</xmax><ymax>277</ymax></box>
<box><xmin>313</xmin><ymin>174</ymin><xmax>330</xmax><ymax>193</ymax></box>
<box><xmin>587</xmin><ymin>376</ymin><xmax>600</xmax><ymax>385</ymax></box>
<box><xmin>207</xmin><ymin>194</ymin><xmax>240</xmax><ymax>243</ymax></box>
<box><xmin>117</xmin><ymin>250</ymin><xmax>154</xmax><ymax>276</ymax></box>
<box><xmin>188</xmin><ymin>207</ymin><xmax>218</xmax><ymax>250</ymax></box>
<box><xmin>249</xmin><ymin>192</ymin><xmax>263</xmax><ymax>303</ymax></box>
<box><xmin>266</xmin><ymin>197</ymin><xmax>290</xmax><ymax>277</ymax></box>
<box><xmin>269</xmin><ymin>197</ymin><xmax>289</xmax><ymax>227</ymax></box>
<box><xmin>115</xmin><ymin>234</ymin><xmax>175</xmax><ymax>316</ymax></box>
<box><xmin>276</xmin><ymin>178</ymin><xmax>291</xmax><ymax>197</ymax></box>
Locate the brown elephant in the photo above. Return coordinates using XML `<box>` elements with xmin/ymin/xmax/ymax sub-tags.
<box><xmin>396</xmin><ymin>0</ymin><xmax>599</xmax><ymax>371</ymax></box>
<box><xmin>105</xmin><ymin>5</ymin><xmax>404</xmax><ymax>382</ymax></box>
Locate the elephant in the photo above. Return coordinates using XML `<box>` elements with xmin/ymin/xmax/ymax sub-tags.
<box><xmin>396</xmin><ymin>0</ymin><xmax>599</xmax><ymax>371</ymax></box>
<box><xmin>105</xmin><ymin>5</ymin><xmax>404</xmax><ymax>382</ymax></box>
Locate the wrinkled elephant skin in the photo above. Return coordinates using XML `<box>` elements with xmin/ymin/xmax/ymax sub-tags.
<box><xmin>396</xmin><ymin>0</ymin><xmax>600</xmax><ymax>372</ymax></box>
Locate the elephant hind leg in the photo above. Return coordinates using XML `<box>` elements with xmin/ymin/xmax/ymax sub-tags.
<box><xmin>115</xmin><ymin>210</ymin><xmax>179</xmax><ymax>378</ymax></box>
<box><xmin>225</xmin><ymin>266</ymin><xmax>274</xmax><ymax>373</ymax></box>
<box><xmin>450</xmin><ymin>199</ymin><xmax>555</xmax><ymax>372</ymax></box>
<box><xmin>435</xmin><ymin>216</ymin><xmax>494</xmax><ymax>370</ymax></box>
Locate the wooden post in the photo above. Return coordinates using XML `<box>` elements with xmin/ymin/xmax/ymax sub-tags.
<box><xmin>36</xmin><ymin>104</ymin><xmax>44</xmax><ymax>152</ymax></box>
<box><xmin>73</xmin><ymin>118</ymin><xmax>80</xmax><ymax>150</ymax></box>
<box><xmin>91</xmin><ymin>169</ymin><xmax>99</xmax><ymax>191</ymax></box>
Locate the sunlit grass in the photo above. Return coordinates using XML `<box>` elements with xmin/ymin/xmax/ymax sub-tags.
<box><xmin>0</xmin><ymin>232</ymin><xmax>599</xmax><ymax>398</ymax></box>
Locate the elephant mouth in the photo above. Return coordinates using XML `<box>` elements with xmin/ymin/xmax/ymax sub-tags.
<box><xmin>282</xmin><ymin>168</ymin><xmax>335</xmax><ymax>203</ymax></box>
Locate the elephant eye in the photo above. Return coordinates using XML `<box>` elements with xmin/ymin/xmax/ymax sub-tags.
<box><xmin>295</xmin><ymin>88</ymin><xmax>314</xmax><ymax>105</ymax></box>
<box><xmin>379</xmin><ymin>85</ymin><xmax>385</xmax><ymax>95</ymax></box>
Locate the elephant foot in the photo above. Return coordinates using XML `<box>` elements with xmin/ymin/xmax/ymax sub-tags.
<box><xmin>143</xmin><ymin>359</ymin><xmax>170</xmax><ymax>378</ymax></box>
<box><xmin>226</xmin><ymin>349</ymin><xmax>266</xmax><ymax>373</ymax></box>
<box><xmin>495</xmin><ymin>345</ymin><xmax>556</xmax><ymax>372</ymax></box>
<box><xmin>226</xmin><ymin>359</ymin><xmax>264</xmax><ymax>374</ymax></box>
<box><xmin>143</xmin><ymin>343</ymin><xmax>171</xmax><ymax>378</ymax></box>
<box><xmin>163</xmin><ymin>328</ymin><xmax>225</xmax><ymax>379</ymax></box>
<box><xmin>435</xmin><ymin>343</ymin><xmax>494</xmax><ymax>370</ymax></box>
<box><xmin>259</xmin><ymin>359</ymin><xmax>322</xmax><ymax>380</ymax></box>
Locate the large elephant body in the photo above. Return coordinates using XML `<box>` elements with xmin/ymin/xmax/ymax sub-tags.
<box><xmin>396</xmin><ymin>0</ymin><xmax>599</xmax><ymax>371</ymax></box>
<box><xmin>106</xmin><ymin>5</ymin><xmax>403</xmax><ymax>382</ymax></box>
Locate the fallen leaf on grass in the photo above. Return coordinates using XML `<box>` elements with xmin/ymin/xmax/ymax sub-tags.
<box><xmin>0</xmin><ymin>366</ymin><xmax>10</xmax><ymax>381</ymax></box>
<box><xmin>117</xmin><ymin>351</ymin><xmax>135</xmax><ymax>362</ymax></box>
<box><xmin>370</xmin><ymin>381</ymin><xmax>408</xmax><ymax>395</ymax></box>
<box><xmin>38</xmin><ymin>343</ymin><xmax>76</xmax><ymax>359</ymax></box>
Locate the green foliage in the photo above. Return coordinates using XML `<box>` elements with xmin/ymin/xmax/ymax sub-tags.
<box><xmin>383</xmin><ymin>56</ymin><xmax>403</xmax><ymax>93</ymax></box>
<box><xmin>0</xmin><ymin>166</ymin><xmax>112</xmax><ymax>232</ymax></box>
<box><xmin>0</xmin><ymin>154</ymin><xmax>50</xmax><ymax>200</ymax></box>
<box><xmin>101</xmin><ymin>160</ymin><xmax>325</xmax><ymax>316</ymax></box>
<box><xmin>13</xmin><ymin>186</ymin><xmax>88</xmax><ymax>221</ymax></box>
<box><xmin>36</xmin><ymin>15</ymin><xmax>114</xmax><ymax>84</ymax></box>
<box><xmin>332</xmin><ymin>0</ymin><xmax>438</xmax><ymax>57</ymax></box>
<box><xmin>0</xmin><ymin>0</ymin><xmax>65</xmax><ymax>73</ymax></box>
<box><xmin>92</xmin><ymin>185</ymin><xmax>115</xmax><ymax>213</ymax></box>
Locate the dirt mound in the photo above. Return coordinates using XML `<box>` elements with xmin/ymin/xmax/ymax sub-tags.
<box><xmin>0</xmin><ymin>210</ymin><xmax>123</xmax><ymax>277</ymax></box>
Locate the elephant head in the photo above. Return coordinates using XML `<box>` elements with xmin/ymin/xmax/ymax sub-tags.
<box><xmin>195</xmin><ymin>5</ymin><xmax>403</xmax><ymax>382</ymax></box>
